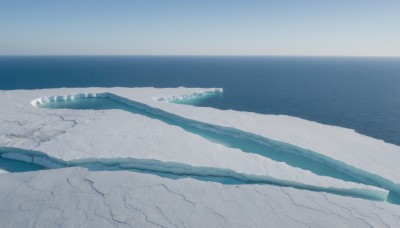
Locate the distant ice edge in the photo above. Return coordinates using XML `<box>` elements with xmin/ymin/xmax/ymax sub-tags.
<box><xmin>31</xmin><ymin>92</ymin><xmax>109</xmax><ymax>107</ymax></box>
<box><xmin>31</xmin><ymin>92</ymin><xmax>400</xmax><ymax>198</ymax></box>
<box><xmin>0</xmin><ymin>147</ymin><xmax>389</xmax><ymax>202</ymax></box>
<box><xmin>156</xmin><ymin>88</ymin><xmax>223</xmax><ymax>102</ymax></box>
<box><xmin>30</xmin><ymin>88</ymin><xmax>224</xmax><ymax>107</ymax></box>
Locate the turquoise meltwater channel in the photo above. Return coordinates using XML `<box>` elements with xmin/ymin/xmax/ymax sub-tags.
<box><xmin>0</xmin><ymin>157</ymin><xmax>43</xmax><ymax>172</ymax></box>
<box><xmin>37</xmin><ymin>96</ymin><xmax>358</xmax><ymax>182</ymax></box>
<box><xmin>34</xmin><ymin>95</ymin><xmax>400</xmax><ymax>204</ymax></box>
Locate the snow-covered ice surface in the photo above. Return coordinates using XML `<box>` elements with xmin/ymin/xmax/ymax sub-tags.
<box><xmin>1</xmin><ymin>168</ymin><xmax>400</xmax><ymax>228</ymax></box>
<box><xmin>1</xmin><ymin>87</ymin><xmax>400</xmax><ymax>227</ymax></box>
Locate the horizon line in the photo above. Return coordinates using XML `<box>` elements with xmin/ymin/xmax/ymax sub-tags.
<box><xmin>1</xmin><ymin>54</ymin><xmax>400</xmax><ymax>58</ymax></box>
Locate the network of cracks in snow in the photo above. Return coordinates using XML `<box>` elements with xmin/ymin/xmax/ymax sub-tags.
<box><xmin>1</xmin><ymin>91</ymin><xmax>400</xmax><ymax>205</ymax></box>
<box><xmin>4</xmin><ymin>167</ymin><xmax>400</xmax><ymax>228</ymax></box>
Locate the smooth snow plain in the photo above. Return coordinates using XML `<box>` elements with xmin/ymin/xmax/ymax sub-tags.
<box><xmin>1</xmin><ymin>87</ymin><xmax>400</xmax><ymax>227</ymax></box>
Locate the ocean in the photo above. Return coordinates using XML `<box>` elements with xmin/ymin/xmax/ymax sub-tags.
<box><xmin>1</xmin><ymin>56</ymin><xmax>400</xmax><ymax>145</ymax></box>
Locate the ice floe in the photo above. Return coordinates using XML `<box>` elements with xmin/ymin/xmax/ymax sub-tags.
<box><xmin>1</xmin><ymin>87</ymin><xmax>400</xmax><ymax>226</ymax></box>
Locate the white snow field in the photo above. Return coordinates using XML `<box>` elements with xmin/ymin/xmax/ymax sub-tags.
<box><xmin>1</xmin><ymin>168</ymin><xmax>400</xmax><ymax>228</ymax></box>
<box><xmin>1</xmin><ymin>87</ymin><xmax>400</xmax><ymax>227</ymax></box>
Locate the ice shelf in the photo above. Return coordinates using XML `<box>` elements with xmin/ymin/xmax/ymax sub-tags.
<box><xmin>1</xmin><ymin>87</ymin><xmax>400</xmax><ymax>227</ymax></box>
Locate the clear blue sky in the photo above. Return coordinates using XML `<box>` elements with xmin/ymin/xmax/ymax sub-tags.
<box><xmin>1</xmin><ymin>0</ymin><xmax>399</xmax><ymax>56</ymax></box>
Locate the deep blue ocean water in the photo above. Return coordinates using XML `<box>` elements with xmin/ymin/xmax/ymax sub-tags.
<box><xmin>1</xmin><ymin>56</ymin><xmax>400</xmax><ymax>145</ymax></box>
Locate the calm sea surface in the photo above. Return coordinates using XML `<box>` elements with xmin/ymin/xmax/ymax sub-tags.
<box><xmin>1</xmin><ymin>56</ymin><xmax>400</xmax><ymax>145</ymax></box>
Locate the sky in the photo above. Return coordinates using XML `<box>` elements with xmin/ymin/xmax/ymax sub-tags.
<box><xmin>0</xmin><ymin>0</ymin><xmax>399</xmax><ymax>56</ymax></box>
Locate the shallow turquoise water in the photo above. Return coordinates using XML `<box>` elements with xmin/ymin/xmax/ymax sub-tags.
<box><xmin>2</xmin><ymin>147</ymin><xmax>392</xmax><ymax>203</ymax></box>
<box><xmin>37</xmin><ymin>97</ymin><xmax>361</xmax><ymax>183</ymax></box>
<box><xmin>0</xmin><ymin>157</ymin><xmax>43</xmax><ymax>172</ymax></box>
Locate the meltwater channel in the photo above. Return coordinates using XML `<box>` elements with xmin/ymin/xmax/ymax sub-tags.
<box><xmin>0</xmin><ymin>157</ymin><xmax>43</xmax><ymax>173</ymax></box>
<box><xmin>34</xmin><ymin>92</ymin><xmax>400</xmax><ymax>201</ymax></box>
<box><xmin>37</xmin><ymin>95</ymin><xmax>359</xmax><ymax>183</ymax></box>
<box><xmin>2</xmin><ymin>93</ymin><xmax>400</xmax><ymax>204</ymax></box>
